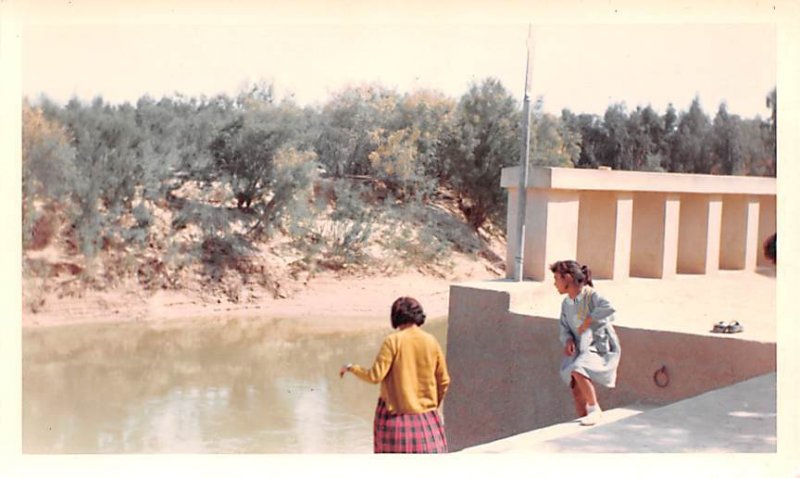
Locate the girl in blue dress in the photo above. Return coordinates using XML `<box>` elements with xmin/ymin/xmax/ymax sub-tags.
<box><xmin>550</xmin><ymin>260</ymin><xmax>621</xmax><ymax>426</ymax></box>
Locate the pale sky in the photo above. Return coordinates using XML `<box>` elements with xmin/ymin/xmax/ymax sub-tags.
<box><xmin>22</xmin><ymin>23</ymin><xmax>776</xmax><ymax>118</ymax></box>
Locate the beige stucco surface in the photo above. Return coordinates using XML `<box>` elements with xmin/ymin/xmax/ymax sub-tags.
<box><xmin>502</xmin><ymin>166</ymin><xmax>777</xmax><ymax>195</ymax></box>
<box><xmin>577</xmin><ymin>191</ymin><xmax>618</xmax><ymax>279</ymax></box>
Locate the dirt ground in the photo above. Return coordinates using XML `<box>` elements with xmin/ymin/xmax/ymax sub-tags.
<box><xmin>21</xmin><ymin>254</ymin><xmax>503</xmax><ymax>332</ymax></box>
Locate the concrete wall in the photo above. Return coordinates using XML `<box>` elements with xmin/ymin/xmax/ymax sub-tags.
<box><xmin>444</xmin><ymin>283</ymin><xmax>776</xmax><ymax>451</ymax></box>
<box><xmin>630</xmin><ymin>192</ymin><xmax>680</xmax><ymax>278</ymax></box>
<box><xmin>577</xmin><ymin>191</ymin><xmax>632</xmax><ymax>280</ymax></box>
<box><xmin>506</xmin><ymin>189</ymin><xmax>580</xmax><ymax>281</ymax></box>
<box><xmin>720</xmin><ymin>195</ymin><xmax>760</xmax><ymax>270</ymax></box>
<box><xmin>677</xmin><ymin>194</ymin><xmax>722</xmax><ymax>274</ymax></box>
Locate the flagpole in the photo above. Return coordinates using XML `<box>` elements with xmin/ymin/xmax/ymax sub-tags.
<box><xmin>514</xmin><ymin>25</ymin><xmax>535</xmax><ymax>281</ymax></box>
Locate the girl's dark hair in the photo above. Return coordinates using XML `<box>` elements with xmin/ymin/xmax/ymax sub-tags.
<box><xmin>391</xmin><ymin>296</ymin><xmax>426</xmax><ymax>329</ymax></box>
<box><xmin>549</xmin><ymin>260</ymin><xmax>593</xmax><ymax>287</ymax></box>
<box><xmin>763</xmin><ymin>233</ymin><xmax>776</xmax><ymax>264</ymax></box>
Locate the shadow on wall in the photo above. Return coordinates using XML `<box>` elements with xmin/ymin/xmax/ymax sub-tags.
<box><xmin>443</xmin><ymin>285</ymin><xmax>776</xmax><ymax>452</ymax></box>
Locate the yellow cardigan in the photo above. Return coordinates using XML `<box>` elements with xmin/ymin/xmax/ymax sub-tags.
<box><xmin>350</xmin><ymin>325</ymin><xmax>450</xmax><ymax>414</ymax></box>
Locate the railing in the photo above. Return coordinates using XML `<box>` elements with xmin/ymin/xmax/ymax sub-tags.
<box><xmin>500</xmin><ymin>166</ymin><xmax>776</xmax><ymax>280</ymax></box>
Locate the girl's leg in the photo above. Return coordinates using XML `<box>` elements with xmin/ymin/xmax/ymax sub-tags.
<box><xmin>571</xmin><ymin>371</ymin><xmax>598</xmax><ymax>408</ymax></box>
<box><xmin>570</xmin><ymin>377</ymin><xmax>587</xmax><ymax>417</ymax></box>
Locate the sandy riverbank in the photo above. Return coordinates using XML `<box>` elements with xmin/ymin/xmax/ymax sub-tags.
<box><xmin>21</xmin><ymin>256</ymin><xmax>503</xmax><ymax>332</ymax></box>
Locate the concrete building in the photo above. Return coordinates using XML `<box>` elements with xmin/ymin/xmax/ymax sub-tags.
<box><xmin>501</xmin><ymin>166</ymin><xmax>776</xmax><ymax>280</ymax></box>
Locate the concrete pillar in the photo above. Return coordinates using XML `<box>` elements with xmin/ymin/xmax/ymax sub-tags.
<box><xmin>630</xmin><ymin>193</ymin><xmax>680</xmax><ymax>278</ymax></box>
<box><xmin>677</xmin><ymin>194</ymin><xmax>723</xmax><ymax>274</ymax></box>
<box><xmin>614</xmin><ymin>193</ymin><xmax>634</xmax><ymax>280</ymax></box>
<box><xmin>577</xmin><ymin>191</ymin><xmax>632</xmax><ymax>280</ymax></box>
<box><xmin>505</xmin><ymin>187</ymin><xmax>520</xmax><ymax>277</ymax></box>
<box><xmin>720</xmin><ymin>195</ymin><xmax>760</xmax><ymax>270</ymax></box>
<box><xmin>524</xmin><ymin>190</ymin><xmax>580</xmax><ymax>281</ymax></box>
<box><xmin>757</xmin><ymin>195</ymin><xmax>776</xmax><ymax>268</ymax></box>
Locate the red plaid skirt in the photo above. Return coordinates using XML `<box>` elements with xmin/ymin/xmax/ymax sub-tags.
<box><xmin>373</xmin><ymin>398</ymin><xmax>448</xmax><ymax>453</ymax></box>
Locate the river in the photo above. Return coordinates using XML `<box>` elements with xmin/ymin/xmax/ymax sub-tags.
<box><xmin>22</xmin><ymin>317</ymin><xmax>447</xmax><ymax>453</ymax></box>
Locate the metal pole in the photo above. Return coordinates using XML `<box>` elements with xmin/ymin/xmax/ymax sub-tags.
<box><xmin>514</xmin><ymin>26</ymin><xmax>535</xmax><ymax>281</ymax></box>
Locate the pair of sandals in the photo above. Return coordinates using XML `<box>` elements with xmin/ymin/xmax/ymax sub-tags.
<box><xmin>712</xmin><ymin>321</ymin><xmax>743</xmax><ymax>334</ymax></box>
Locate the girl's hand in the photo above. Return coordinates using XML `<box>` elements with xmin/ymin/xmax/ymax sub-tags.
<box><xmin>564</xmin><ymin>339</ymin><xmax>576</xmax><ymax>357</ymax></box>
<box><xmin>578</xmin><ymin>316</ymin><xmax>592</xmax><ymax>335</ymax></box>
<box><xmin>339</xmin><ymin>364</ymin><xmax>352</xmax><ymax>378</ymax></box>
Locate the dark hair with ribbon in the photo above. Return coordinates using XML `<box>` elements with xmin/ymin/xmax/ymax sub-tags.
<box><xmin>549</xmin><ymin>260</ymin><xmax>593</xmax><ymax>287</ymax></box>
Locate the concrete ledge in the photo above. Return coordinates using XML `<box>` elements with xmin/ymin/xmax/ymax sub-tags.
<box><xmin>501</xmin><ymin>166</ymin><xmax>777</xmax><ymax>195</ymax></box>
<box><xmin>460</xmin><ymin>405</ymin><xmax>653</xmax><ymax>453</ymax></box>
<box><xmin>462</xmin><ymin>373</ymin><xmax>776</xmax><ymax>453</ymax></box>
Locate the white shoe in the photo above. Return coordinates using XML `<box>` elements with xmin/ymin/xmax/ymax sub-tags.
<box><xmin>580</xmin><ymin>407</ymin><xmax>602</xmax><ymax>426</ymax></box>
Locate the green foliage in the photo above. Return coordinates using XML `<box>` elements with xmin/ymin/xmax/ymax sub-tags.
<box><xmin>561</xmin><ymin>110</ymin><xmax>605</xmax><ymax>168</ymax></box>
<box><xmin>209</xmin><ymin>115</ymin><xmax>289</xmax><ymax>210</ymax></box>
<box><xmin>21</xmin><ymin>102</ymin><xmax>78</xmax><ymax>249</ymax></box>
<box><xmin>314</xmin><ymin>84</ymin><xmax>403</xmax><ymax>178</ymax></box>
<box><xmin>252</xmin><ymin>147</ymin><xmax>318</xmax><ymax>238</ymax></box>
<box><xmin>643</xmin><ymin>152</ymin><xmax>666</xmax><ymax>172</ymax></box>
<box><xmin>710</xmin><ymin>103</ymin><xmax>744</xmax><ymax>175</ymax></box>
<box><xmin>308</xmin><ymin>180</ymin><xmax>377</xmax><ymax>268</ymax></box>
<box><xmin>443</xmin><ymin>78</ymin><xmax>520</xmax><ymax>230</ymax></box>
<box><xmin>559</xmin><ymin>93</ymin><xmax>775</xmax><ymax>177</ymax></box>
<box><xmin>21</xmin><ymin>80</ymin><xmax>777</xmax><ymax>296</ymax></box>
<box><xmin>528</xmin><ymin>100</ymin><xmax>578</xmax><ymax>167</ymax></box>
<box><xmin>669</xmin><ymin>97</ymin><xmax>713</xmax><ymax>173</ymax></box>
<box><xmin>601</xmin><ymin>103</ymin><xmax>634</xmax><ymax>170</ymax></box>
<box><xmin>55</xmin><ymin>98</ymin><xmax>151</xmax><ymax>256</ymax></box>
<box><xmin>22</xmin><ymin>102</ymin><xmax>77</xmax><ymax>203</ymax></box>
<box><xmin>207</xmin><ymin>98</ymin><xmax>318</xmax><ymax>239</ymax></box>
<box><xmin>397</xmin><ymin>90</ymin><xmax>458</xmax><ymax>182</ymax></box>
<box><xmin>764</xmin><ymin>88</ymin><xmax>777</xmax><ymax>175</ymax></box>
<box><xmin>382</xmin><ymin>198</ymin><xmax>481</xmax><ymax>274</ymax></box>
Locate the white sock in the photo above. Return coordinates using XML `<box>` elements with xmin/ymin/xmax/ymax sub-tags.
<box><xmin>586</xmin><ymin>404</ymin><xmax>600</xmax><ymax>414</ymax></box>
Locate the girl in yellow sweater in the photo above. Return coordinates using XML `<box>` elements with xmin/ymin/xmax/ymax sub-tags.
<box><xmin>339</xmin><ymin>296</ymin><xmax>450</xmax><ymax>453</ymax></box>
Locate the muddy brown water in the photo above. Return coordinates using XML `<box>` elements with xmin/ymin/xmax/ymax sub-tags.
<box><xmin>22</xmin><ymin>317</ymin><xmax>447</xmax><ymax>453</ymax></box>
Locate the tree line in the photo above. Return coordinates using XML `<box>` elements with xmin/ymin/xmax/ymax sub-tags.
<box><xmin>22</xmin><ymin>79</ymin><xmax>776</xmax><ymax>287</ymax></box>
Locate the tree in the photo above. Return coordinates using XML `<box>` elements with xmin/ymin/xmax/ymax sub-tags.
<box><xmin>22</xmin><ymin>101</ymin><xmax>77</xmax><ymax>203</ymax></box>
<box><xmin>52</xmin><ymin>96</ymin><xmax>155</xmax><ymax>256</ymax></box>
<box><xmin>561</xmin><ymin>110</ymin><xmax>605</xmax><ymax>169</ymax></box>
<box><xmin>765</xmin><ymin>88</ymin><xmax>777</xmax><ymax>175</ymax></box>
<box><xmin>443</xmin><ymin>78</ymin><xmax>520</xmax><ymax>230</ymax></box>
<box><xmin>209</xmin><ymin>113</ymin><xmax>292</xmax><ymax>210</ymax></box>
<box><xmin>367</xmin><ymin>126</ymin><xmax>425</xmax><ymax>198</ymax></box>
<box><xmin>21</xmin><ymin>101</ymin><xmax>78</xmax><ymax>249</ymax></box>
<box><xmin>208</xmin><ymin>109</ymin><xmax>317</xmax><ymax>238</ymax></box>
<box><xmin>314</xmin><ymin>84</ymin><xmax>403</xmax><ymax>178</ymax></box>
<box><xmin>601</xmin><ymin>103</ymin><xmax>633</xmax><ymax>170</ymax></box>
<box><xmin>397</xmin><ymin>89</ymin><xmax>457</xmax><ymax>183</ymax></box>
<box><xmin>528</xmin><ymin>100</ymin><xmax>579</xmax><ymax>167</ymax></box>
<box><xmin>739</xmin><ymin>118</ymin><xmax>773</xmax><ymax>176</ymax></box>
<box><xmin>669</xmin><ymin>97</ymin><xmax>712</xmax><ymax>173</ymax></box>
<box><xmin>710</xmin><ymin>103</ymin><xmax>745</xmax><ymax>175</ymax></box>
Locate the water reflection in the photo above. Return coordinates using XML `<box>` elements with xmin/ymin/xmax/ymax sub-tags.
<box><xmin>22</xmin><ymin>317</ymin><xmax>447</xmax><ymax>453</ymax></box>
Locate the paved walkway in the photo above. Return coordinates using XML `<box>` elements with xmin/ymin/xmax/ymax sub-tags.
<box><xmin>462</xmin><ymin>372</ymin><xmax>776</xmax><ymax>453</ymax></box>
